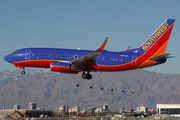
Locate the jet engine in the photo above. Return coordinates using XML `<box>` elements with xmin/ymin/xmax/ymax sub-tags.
<box><xmin>50</xmin><ymin>62</ymin><xmax>78</xmax><ymax>74</ymax></box>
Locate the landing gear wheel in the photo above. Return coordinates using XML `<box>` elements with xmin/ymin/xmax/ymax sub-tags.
<box><xmin>21</xmin><ymin>70</ymin><xmax>26</xmax><ymax>75</ymax></box>
<box><xmin>86</xmin><ymin>74</ymin><xmax>92</xmax><ymax>80</ymax></box>
<box><xmin>81</xmin><ymin>71</ymin><xmax>92</xmax><ymax>80</ymax></box>
<box><xmin>82</xmin><ymin>74</ymin><xmax>87</xmax><ymax>79</ymax></box>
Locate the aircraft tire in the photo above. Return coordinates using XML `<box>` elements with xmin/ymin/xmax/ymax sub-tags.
<box><xmin>82</xmin><ymin>74</ymin><xmax>87</xmax><ymax>79</ymax></box>
<box><xmin>21</xmin><ymin>70</ymin><xmax>26</xmax><ymax>75</ymax></box>
<box><xmin>86</xmin><ymin>74</ymin><xmax>92</xmax><ymax>80</ymax></box>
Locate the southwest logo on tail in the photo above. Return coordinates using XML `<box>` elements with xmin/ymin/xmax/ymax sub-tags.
<box><xmin>4</xmin><ymin>19</ymin><xmax>175</xmax><ymax>80</ymax></box>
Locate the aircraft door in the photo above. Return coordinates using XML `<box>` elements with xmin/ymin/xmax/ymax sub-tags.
<box><xmin>25</xmin><ymin>49</ymin><xmax>31</xmax><ymax>59</ymax></box>
<box><xmin>132</xmin><ymin>55</ymin><xmax>137</xmax><ymax>66</ymax></box>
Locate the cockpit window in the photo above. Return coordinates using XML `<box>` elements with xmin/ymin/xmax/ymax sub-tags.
<box><xmin>12</xmin><ymin>52</ymin><xmax>19</xmax><ymax>55</ymax></box>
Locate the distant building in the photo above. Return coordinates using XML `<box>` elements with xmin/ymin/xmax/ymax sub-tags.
<box><xmin>136</xmin><ymin>106</ymin><xmax>148</xmax><ymax>113</ymax></box>
<box><xmin>25</xmin><ymin>109</ymin><xmax>52</xmax><ymax>118</ymax></box>
<box><xmin>59</xmin><ymin>106</ymin><xmax>63</xmax><ymax>113</ymax></box>
<box><xmin>13</xmin><ymin>104</ymin><xmax>21</xmax><ymax>110</ymax></box>
<box><xmin>63</xmin><ymin>105</ymin><xmax>68</xmax><ymax>113</ymax></box>
<box><xmin>55</xmin><ymin>108</ymin><xmax>59</xmax><ymax>113</ymax></box>
<box><xmin>69</xmin><ymin>107</ymin><xmax>80</xmax><ymax>113</ymax></box>
<box><xmin>103</xmin><ymin>104</ymin><xmax>108</xmax><ymax>111</ymax></box>
<box><xmin>94</xmin><ymin>108</ymin><xmax>102</xmax><ymax>113</ymax></box>
<box><xmin>157</xmin><ymin>104</ymin><xmax>180</xmax><ymax>115</ymax></box>
<box><xmin>29</xmin><ymin>102</ymin><xmax>37</xmax><ymax>110</ymax></box>
<box><xmin>58</xmin><ymin>105</ymin><xmax>68</xmax><ymax>113</ymax></box>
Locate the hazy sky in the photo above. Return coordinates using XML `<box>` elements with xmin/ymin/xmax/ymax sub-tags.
<box><xmin>1</xmin><ymin>0</ymin><xmax>180</xmax><ymax>74</ymax></box>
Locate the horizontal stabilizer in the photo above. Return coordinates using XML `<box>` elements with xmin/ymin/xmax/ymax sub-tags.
<box><xmin>149</xmin><ymin>53</ymin><xmax>171</xmax><ymax>61</ymax></box>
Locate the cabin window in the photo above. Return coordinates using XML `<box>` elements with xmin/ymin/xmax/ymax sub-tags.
<box><xmin>58</xmin><ymin>55</ymin><xmax>60</xmax><ymax>57</ymax></box>
<box><xmin>32</xmin><ymin>54</ymin><xmax>34</xmax><ymax>56</ymax></box>
<box><xmin>12</xmin><ymin>52</ymin><xmax>19</xmax><ymax>55</ymax></box>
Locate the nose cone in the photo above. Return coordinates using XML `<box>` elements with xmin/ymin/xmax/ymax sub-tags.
<box><xmin>4</xmin><ymin>54</ymin><xmax>12</xmax><ymax>63</ymax></box>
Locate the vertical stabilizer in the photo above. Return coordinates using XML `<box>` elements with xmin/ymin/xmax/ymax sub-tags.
<box><xmin>139</xmin><ymin>19</ymin><xmax>175</xmax><ymax>56</ymax></box>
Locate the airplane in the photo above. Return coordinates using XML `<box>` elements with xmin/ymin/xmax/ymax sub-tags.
<box><xmin>4</xmin><ymin>19</ymin><xmax>175</xmax><ymax>80</ymax></box>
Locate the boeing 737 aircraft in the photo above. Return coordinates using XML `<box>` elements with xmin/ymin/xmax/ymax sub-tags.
<box><xmin>4</xmin><ymin>19</ymin><xmax>175</xmax><ymax>80</ymax></box>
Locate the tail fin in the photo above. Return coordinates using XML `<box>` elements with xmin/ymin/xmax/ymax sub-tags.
<box><xmin>139</xmin><ymin>19</ymin><xmax>175</xmax><ymax>56</ymax></box>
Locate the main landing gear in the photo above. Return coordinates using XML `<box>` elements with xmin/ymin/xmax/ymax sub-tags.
<box><xmin>82</xmin><ymin>71</ymin><xmax>92</xmax><ymax>80</ymax></box>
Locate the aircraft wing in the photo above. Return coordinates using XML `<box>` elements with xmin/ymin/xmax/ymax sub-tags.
<box><xmin>71</xmin><ymin>37</ymin><xmax>108</xmax><ymax>68</ymax></box>
<box><xmin>149</xmin><ymin>53</ymin><xmax>171</xmax><ymax>61</ymax></box>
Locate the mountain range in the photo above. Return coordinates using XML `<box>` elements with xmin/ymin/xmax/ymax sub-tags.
<box><xmin>0</xmin><ymin>69</ymin><xmax>180</xmax><ymax>112</ymax></box>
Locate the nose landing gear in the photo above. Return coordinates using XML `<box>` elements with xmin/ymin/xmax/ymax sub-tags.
<box><xmin>21</xmin><ymin>70</ymin><xmax>26</xmax><ymax>75</ymax></box>
<box><xmin>82</xmin><ymin>71</ymin><xmax>92</xmax><ymax>80</ymax></box>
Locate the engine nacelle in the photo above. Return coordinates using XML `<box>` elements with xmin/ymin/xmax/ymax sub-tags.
<box><xmin>50</xmin><ymin>62</ymin><xmax>78</xmax><ymax>74</ymax></box>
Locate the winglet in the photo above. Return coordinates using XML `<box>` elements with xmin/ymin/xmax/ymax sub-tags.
<box><xmin>95</xmin><ymin>37</ymin><xmax>108</xmax><ymax>52</ymax></box>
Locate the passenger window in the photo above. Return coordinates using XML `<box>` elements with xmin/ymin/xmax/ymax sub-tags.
<box><xmin>12</xmin><ymin>52</ymin><xmax>19</xmax><ymax>55</ymax></box>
